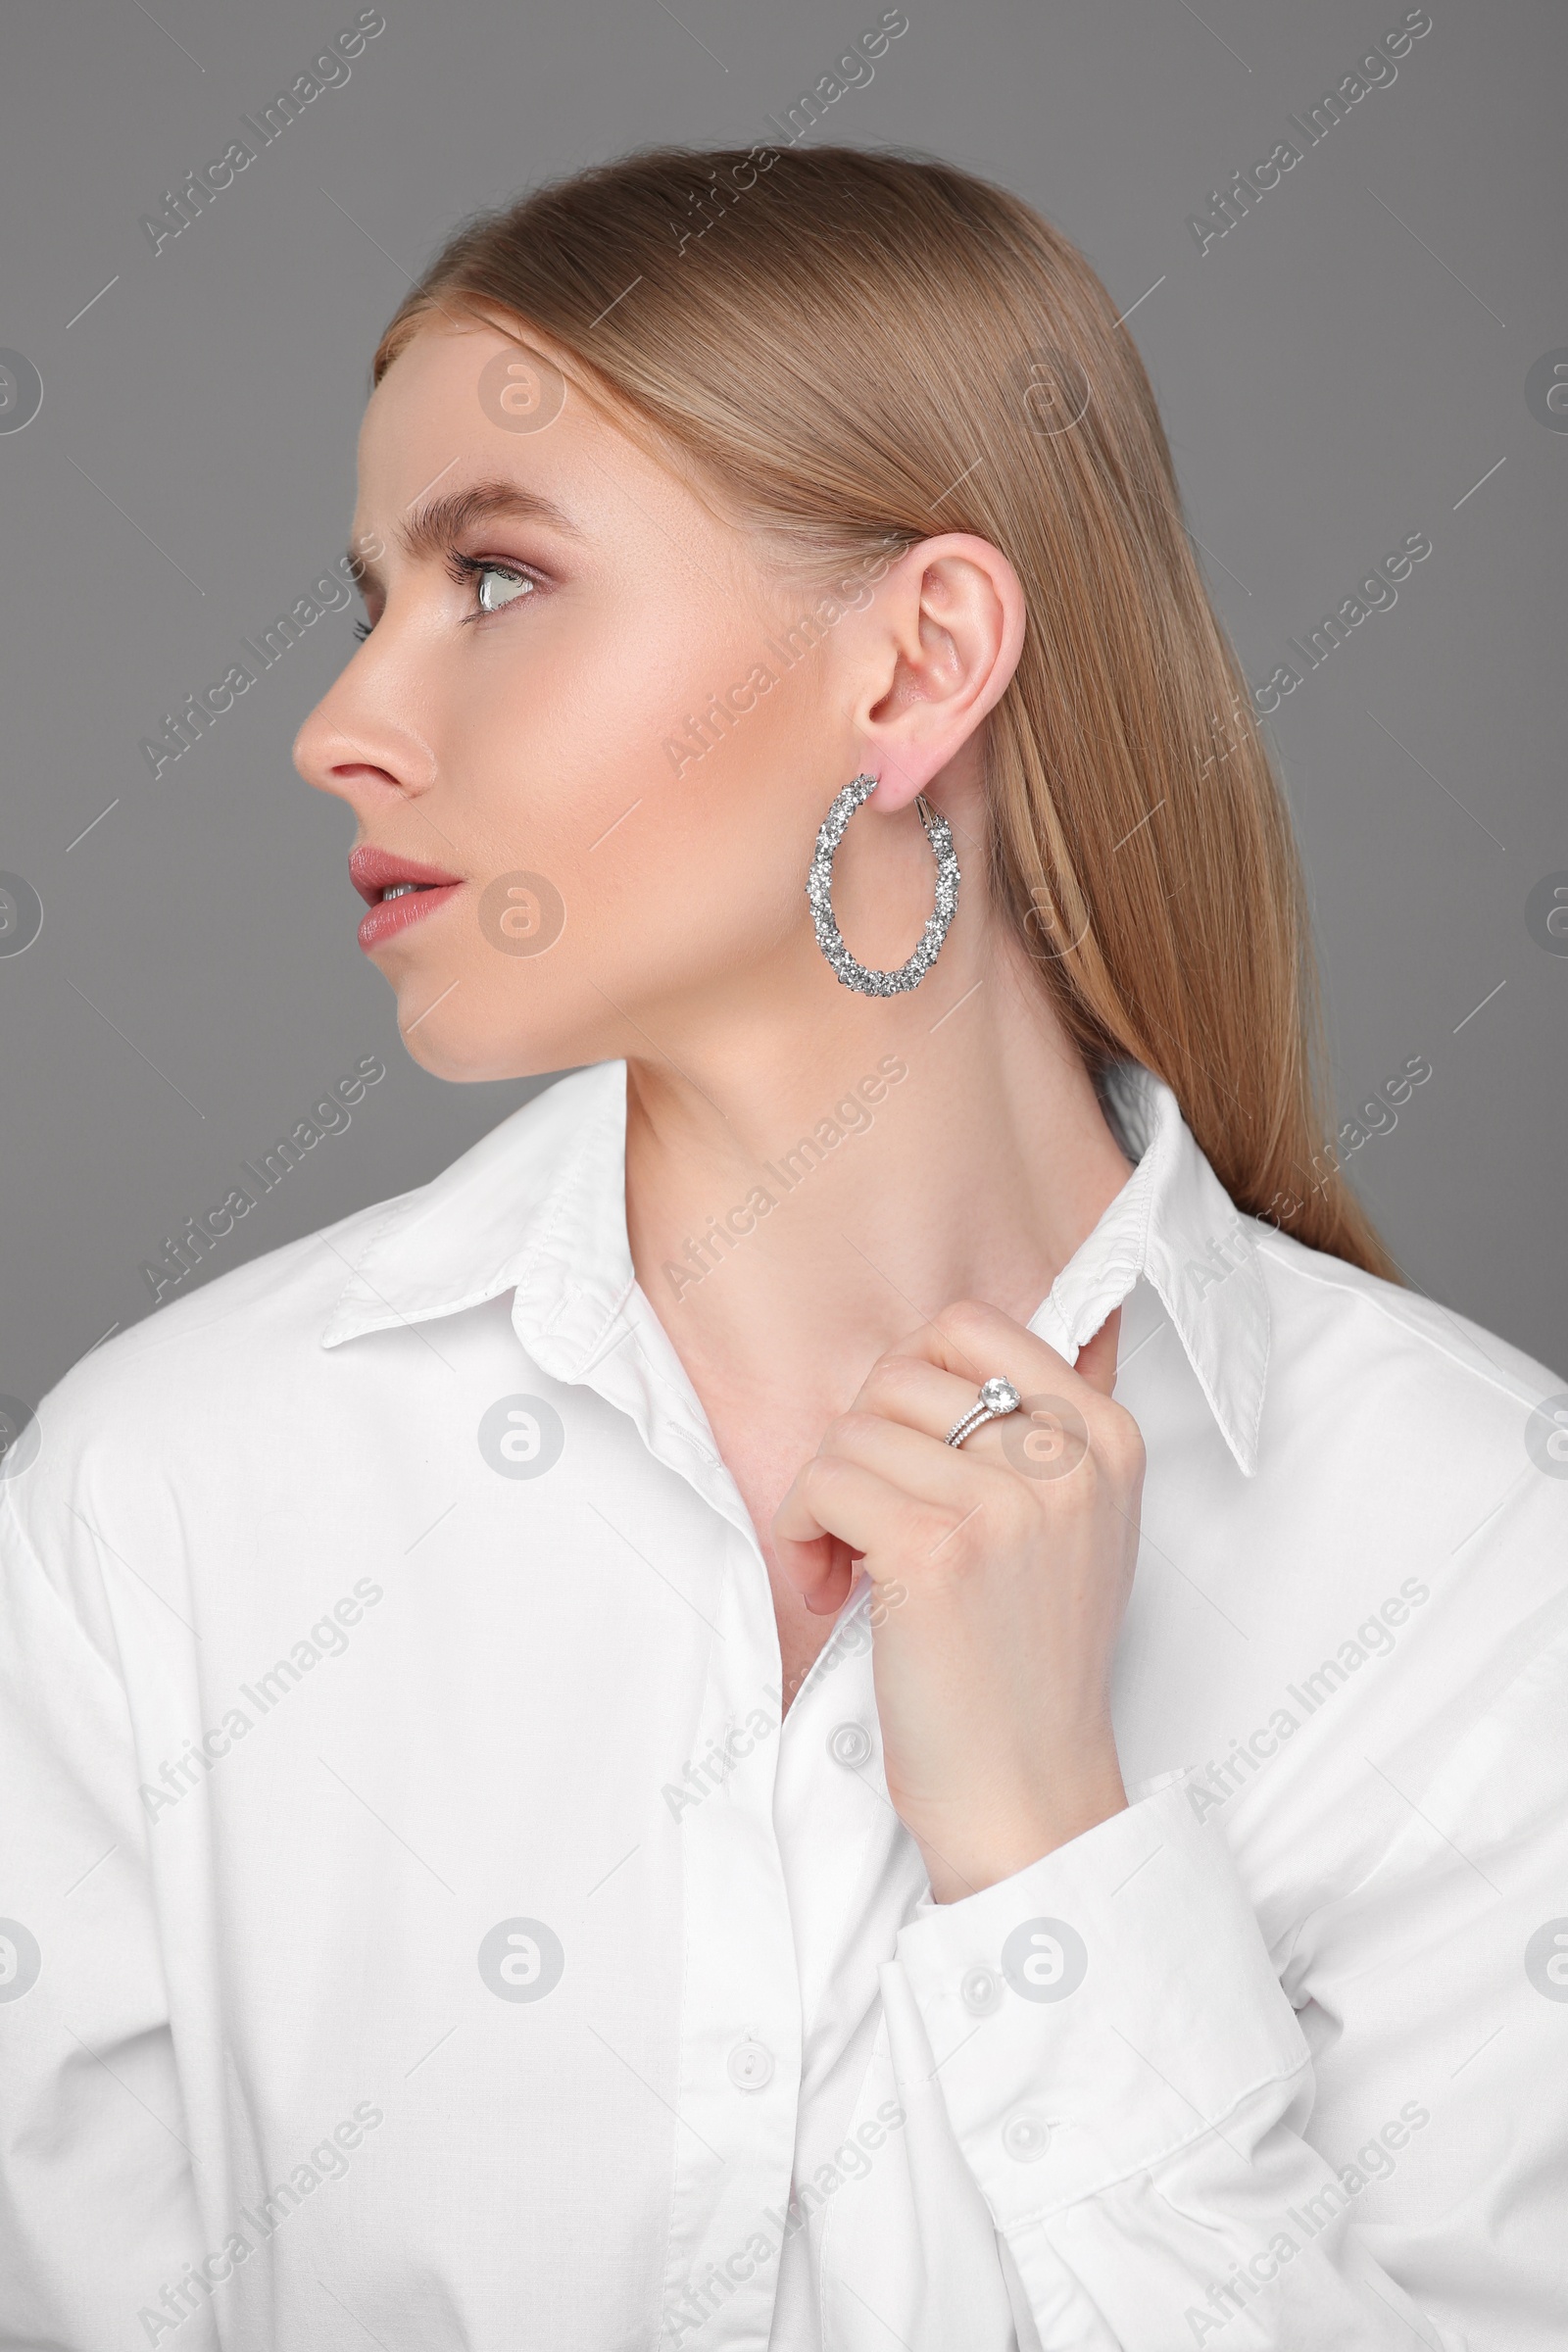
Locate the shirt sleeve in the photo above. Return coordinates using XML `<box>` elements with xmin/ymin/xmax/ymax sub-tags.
<box><xmin>0</xmin><ymin>1488</ymin><xmax>214</xmax><ymax>2352</ymax></box>
<box><xmin>885</xmin><ymin>1777</ymin><xmax>1477</xmax><ymax>2351</ymax></box>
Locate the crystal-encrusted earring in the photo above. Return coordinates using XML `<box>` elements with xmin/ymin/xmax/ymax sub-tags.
<box><xmin>805</xmin><ymin>772</ymin><xmax>960</xmax><ymax>996</ymax></box>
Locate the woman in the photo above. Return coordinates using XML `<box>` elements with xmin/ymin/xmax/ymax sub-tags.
<box><xmin>2</xmin><ymin>144</ymin><xmax>1562</xmax><ymax>2352</ymax></box>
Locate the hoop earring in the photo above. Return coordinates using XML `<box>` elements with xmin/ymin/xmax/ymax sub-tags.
<box><xmin>806</xmin><ymin>772</ymin><xmax>960</xmax><ymax>997</ymax></box>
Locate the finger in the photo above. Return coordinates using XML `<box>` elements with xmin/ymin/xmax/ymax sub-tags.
<box><xmin>819</xmin><ymin>1405</ymin><xmax>1001</xmax><ymax>1506</ymax></box>
<box><xmin>774</xmin><ymin>1455</ymin><xmax>942</xmax><ymax>1612</ymax></box>
<box><xmin>766</xmin><ymin>1505</ymin><xmax>851</xmax><ymax>1618</ymax></box>
<box><xmin>848</xmin><ymin>1352</ymin><xmax>996</xmax><ymax>1445</ymax></box>
<box><xmin>828</xmin><ymin>1379</ymin><xmax>1093</xmax><ymax>1501</ymax></box>
<box><xmin>775</xmin><ymin>1529</ymin><xmax>858</xmax><ymax>1619</ymax></box>
<box><xmin>892</xmin><ymin>1297</ymin><xmax>1106</xmax><ymax>1423</ymax></box>
<box><xmin>771</xmin><ymin>1457</ymin><xmax>863</xmax><ymax>1617</ymax></box>
<box><xmin>901</xmin><ymin>1297</ymin><xmax>1075</xmax><ymax>1390</ymax></box>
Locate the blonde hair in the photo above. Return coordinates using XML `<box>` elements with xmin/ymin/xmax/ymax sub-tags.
<box><xmin>372</xmin><ymin>142</ymin><xmax>1396</xmax><ymax>1278</ymax></box>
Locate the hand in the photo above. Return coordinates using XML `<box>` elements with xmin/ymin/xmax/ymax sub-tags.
<box><xmin>773</xmin><ymin>1299</ymin><xmax>1145</xmax><ymax>1903</ymax></box>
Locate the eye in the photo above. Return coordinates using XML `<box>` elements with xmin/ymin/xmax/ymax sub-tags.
<box><xmin>474</xmin><ymin>562</ymin><xmax>535</xmax><ymax>614</ymax></box>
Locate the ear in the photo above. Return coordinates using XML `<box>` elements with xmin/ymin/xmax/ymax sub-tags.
<box><xmin>849</xmin><ymin>533</ymin><xmax>1027</xmax><ymax>813</ymax></box>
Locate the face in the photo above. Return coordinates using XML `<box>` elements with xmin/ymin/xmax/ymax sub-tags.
<box><xmin>293</xmin><ymin>317</ymin><xmax>878</xmax><ymax>1082</ymax></box>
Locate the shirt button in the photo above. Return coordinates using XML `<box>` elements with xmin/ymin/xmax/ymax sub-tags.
<box><xmin>960</xmin><ymin>1965</ymin><xmax>1003</xmax><ymax>2016</ymax></box>
<box><xmin>828</xmin><ymin>1722</ymin><xmax>872</xmax><ymax>1768</ymax></box>
<box><xmin>727</xmin><ymin>2038</ymin><xmax>774</xmax><ymax>2091</ymax></box>
<box><xmin>1003</xmin><ymin>2112</ymin><xmax>1052</xmax><ymax>2162</ymax></box>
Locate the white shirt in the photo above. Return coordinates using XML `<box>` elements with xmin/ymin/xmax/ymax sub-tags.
<box><xmin>2</xmin><ymin>1058</ymin><xmax>1565</xmax><ymax>2352</ymax></box>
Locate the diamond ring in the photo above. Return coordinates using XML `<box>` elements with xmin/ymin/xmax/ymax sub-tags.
<box><xmin>945</xmin><ymin>1376</ymin><xmax>1023</xmax><ymax>1449</ymax></box>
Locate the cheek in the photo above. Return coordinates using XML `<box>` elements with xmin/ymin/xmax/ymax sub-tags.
<box><xmin>393</xmin><ymin>597</ymin><xmax>830</xmax><ymax>1080</ymax></box>
<box><xmin>448</xmin><ymin>599</ymin><xmax>813</xmax><ymax>904</ymax></box>
<box><xmin>434</xmin><ymin>601</ymin><xmax>757</xmax><ymax>854</ymax></box>
<box><xmin>641</xmin><ymin>656</ymin><xmax>828</xmax><ymax>937</ymax></box>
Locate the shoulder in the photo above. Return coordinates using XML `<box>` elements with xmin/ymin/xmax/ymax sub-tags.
<box><xmin>1253</xmin><ymin>1219</ymin><xmax>1564</xmax><ymax>1430</ymax></box>
<box><xmin>1206</xmin><ymin>1229</ymin><xmax>1568</xmax><ymax>1913</ymax></box>
<box><xmin>3</xmin><ymin>1191</ymin><xmax>410</xmax><ymax>1574</ymax></box>
<box><xmin>1247</xmin><ymin>1222</ymin><xmax>1568</xmax><ymax>1639</ymax></box>
<box><xmin>0</xmin><ymin>1060</ymin><xmax>619</xmax><ymax>1658</ymax></box>
<box><xmin>12</xmin><ymin>1064</ymin><xmax>617</xmax><ymax>1500</ymax></box>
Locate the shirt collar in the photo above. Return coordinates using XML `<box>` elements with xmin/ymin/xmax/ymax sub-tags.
<box><xmin>321</xmin><ymin>1056</ymin><xmax>1268</xmax><ymax>1477</ymax></box>
<box><xmin>320</xmin><ymin>1059</ymin><xmax>637</xmax><ymax>1381</ymax></box>
<box><xmin>1027</xmin><ymin>1061</ymin><xmax>1270</xmax><ymax>1476</ymax></box>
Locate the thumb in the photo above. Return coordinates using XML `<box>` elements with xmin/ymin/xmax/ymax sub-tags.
<box><xmin>1072</xmin><ymin>1304</ymin><xmax>1122</xmax><ymax>1398</ymax></box>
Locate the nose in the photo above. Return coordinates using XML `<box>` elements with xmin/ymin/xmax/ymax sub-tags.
<box><xmin>293</xmin><ymin>653</ymin><xmax>438</xmax><ymax>811</ymax></box>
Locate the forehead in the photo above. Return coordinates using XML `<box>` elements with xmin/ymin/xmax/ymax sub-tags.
<box><xmin>359</xmin><ymin>318</ymin><xmax>575</xmax><ymax>489</ymax></box>
<box><xmin>350</xmin><ymin>315</ymin><xmax>763</xmax><ymax>596</ymax></box>
<box><xmin>358</xmin><ymin>317</ymin><xmax>679</xmax><ymax>520</ymax></box>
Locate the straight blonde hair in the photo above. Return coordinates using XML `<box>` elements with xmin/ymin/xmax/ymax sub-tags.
<box><xmin>373</xmin><ymin>142</ymin><xmax>1396</xmax><ymax>1279</ymax></box>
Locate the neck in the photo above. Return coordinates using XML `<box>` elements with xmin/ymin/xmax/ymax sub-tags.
<box><xmin>622</xmin><ymin>918</ymin><xmax>1135</xmax><ymax>1426</ymax></box>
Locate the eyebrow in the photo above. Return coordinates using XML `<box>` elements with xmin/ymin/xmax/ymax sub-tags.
<box><xmin>349</xmin><ymin>479</ymin><xmax>582</xmax><ymax>598</ymax></box>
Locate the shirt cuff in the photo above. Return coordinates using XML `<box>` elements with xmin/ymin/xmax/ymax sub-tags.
<box><xmin>892</xmin><ymin>1776</ymin><xmax>1309</xmax><ymax>2221</ymax></box>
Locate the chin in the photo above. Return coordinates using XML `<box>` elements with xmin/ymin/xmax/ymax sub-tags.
<box><xmin>395</xmin><ymin>1001</ymin><xmax>582</xmax><ymax>1086</ymax></box>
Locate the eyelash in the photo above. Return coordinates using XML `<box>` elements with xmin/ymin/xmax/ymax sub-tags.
<box><xmin>351</xmin><ymin>554</ymin><xmax>540</xmax><ymax>641</ymax></box>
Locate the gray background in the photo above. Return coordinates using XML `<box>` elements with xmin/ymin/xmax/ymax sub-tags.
<box><xmin>1</xmin><ymin>0</ymin><xmax>1563</xmax><ymax>1412</ymax></box>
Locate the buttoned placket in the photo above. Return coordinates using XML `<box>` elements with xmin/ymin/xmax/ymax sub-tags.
<box><xmin>504</xmin><ymin>1238</ymin><xmax>809</xmax><ymax>2348</ymax></box>
<box><xmin>509</xmin><ymin>1238</ymin><xmax>952</xmax><ymax>2348</ymax></box>
<box><xmin>767</xmin><ymin>1596</ymin><xmax>932</xmax><ymax>2345</ymax></box>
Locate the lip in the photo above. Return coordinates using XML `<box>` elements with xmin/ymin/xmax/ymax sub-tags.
<box><xmin>349</xmin><ymin>844</ymin><xmax>465</xmax><ymax>954</ymax></box>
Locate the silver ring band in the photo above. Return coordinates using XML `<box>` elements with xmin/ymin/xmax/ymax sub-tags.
<box><xmin>945</xmin><ymin>1376</ymin><xmax>1022</xmax><ymax>1448</ymax></box>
